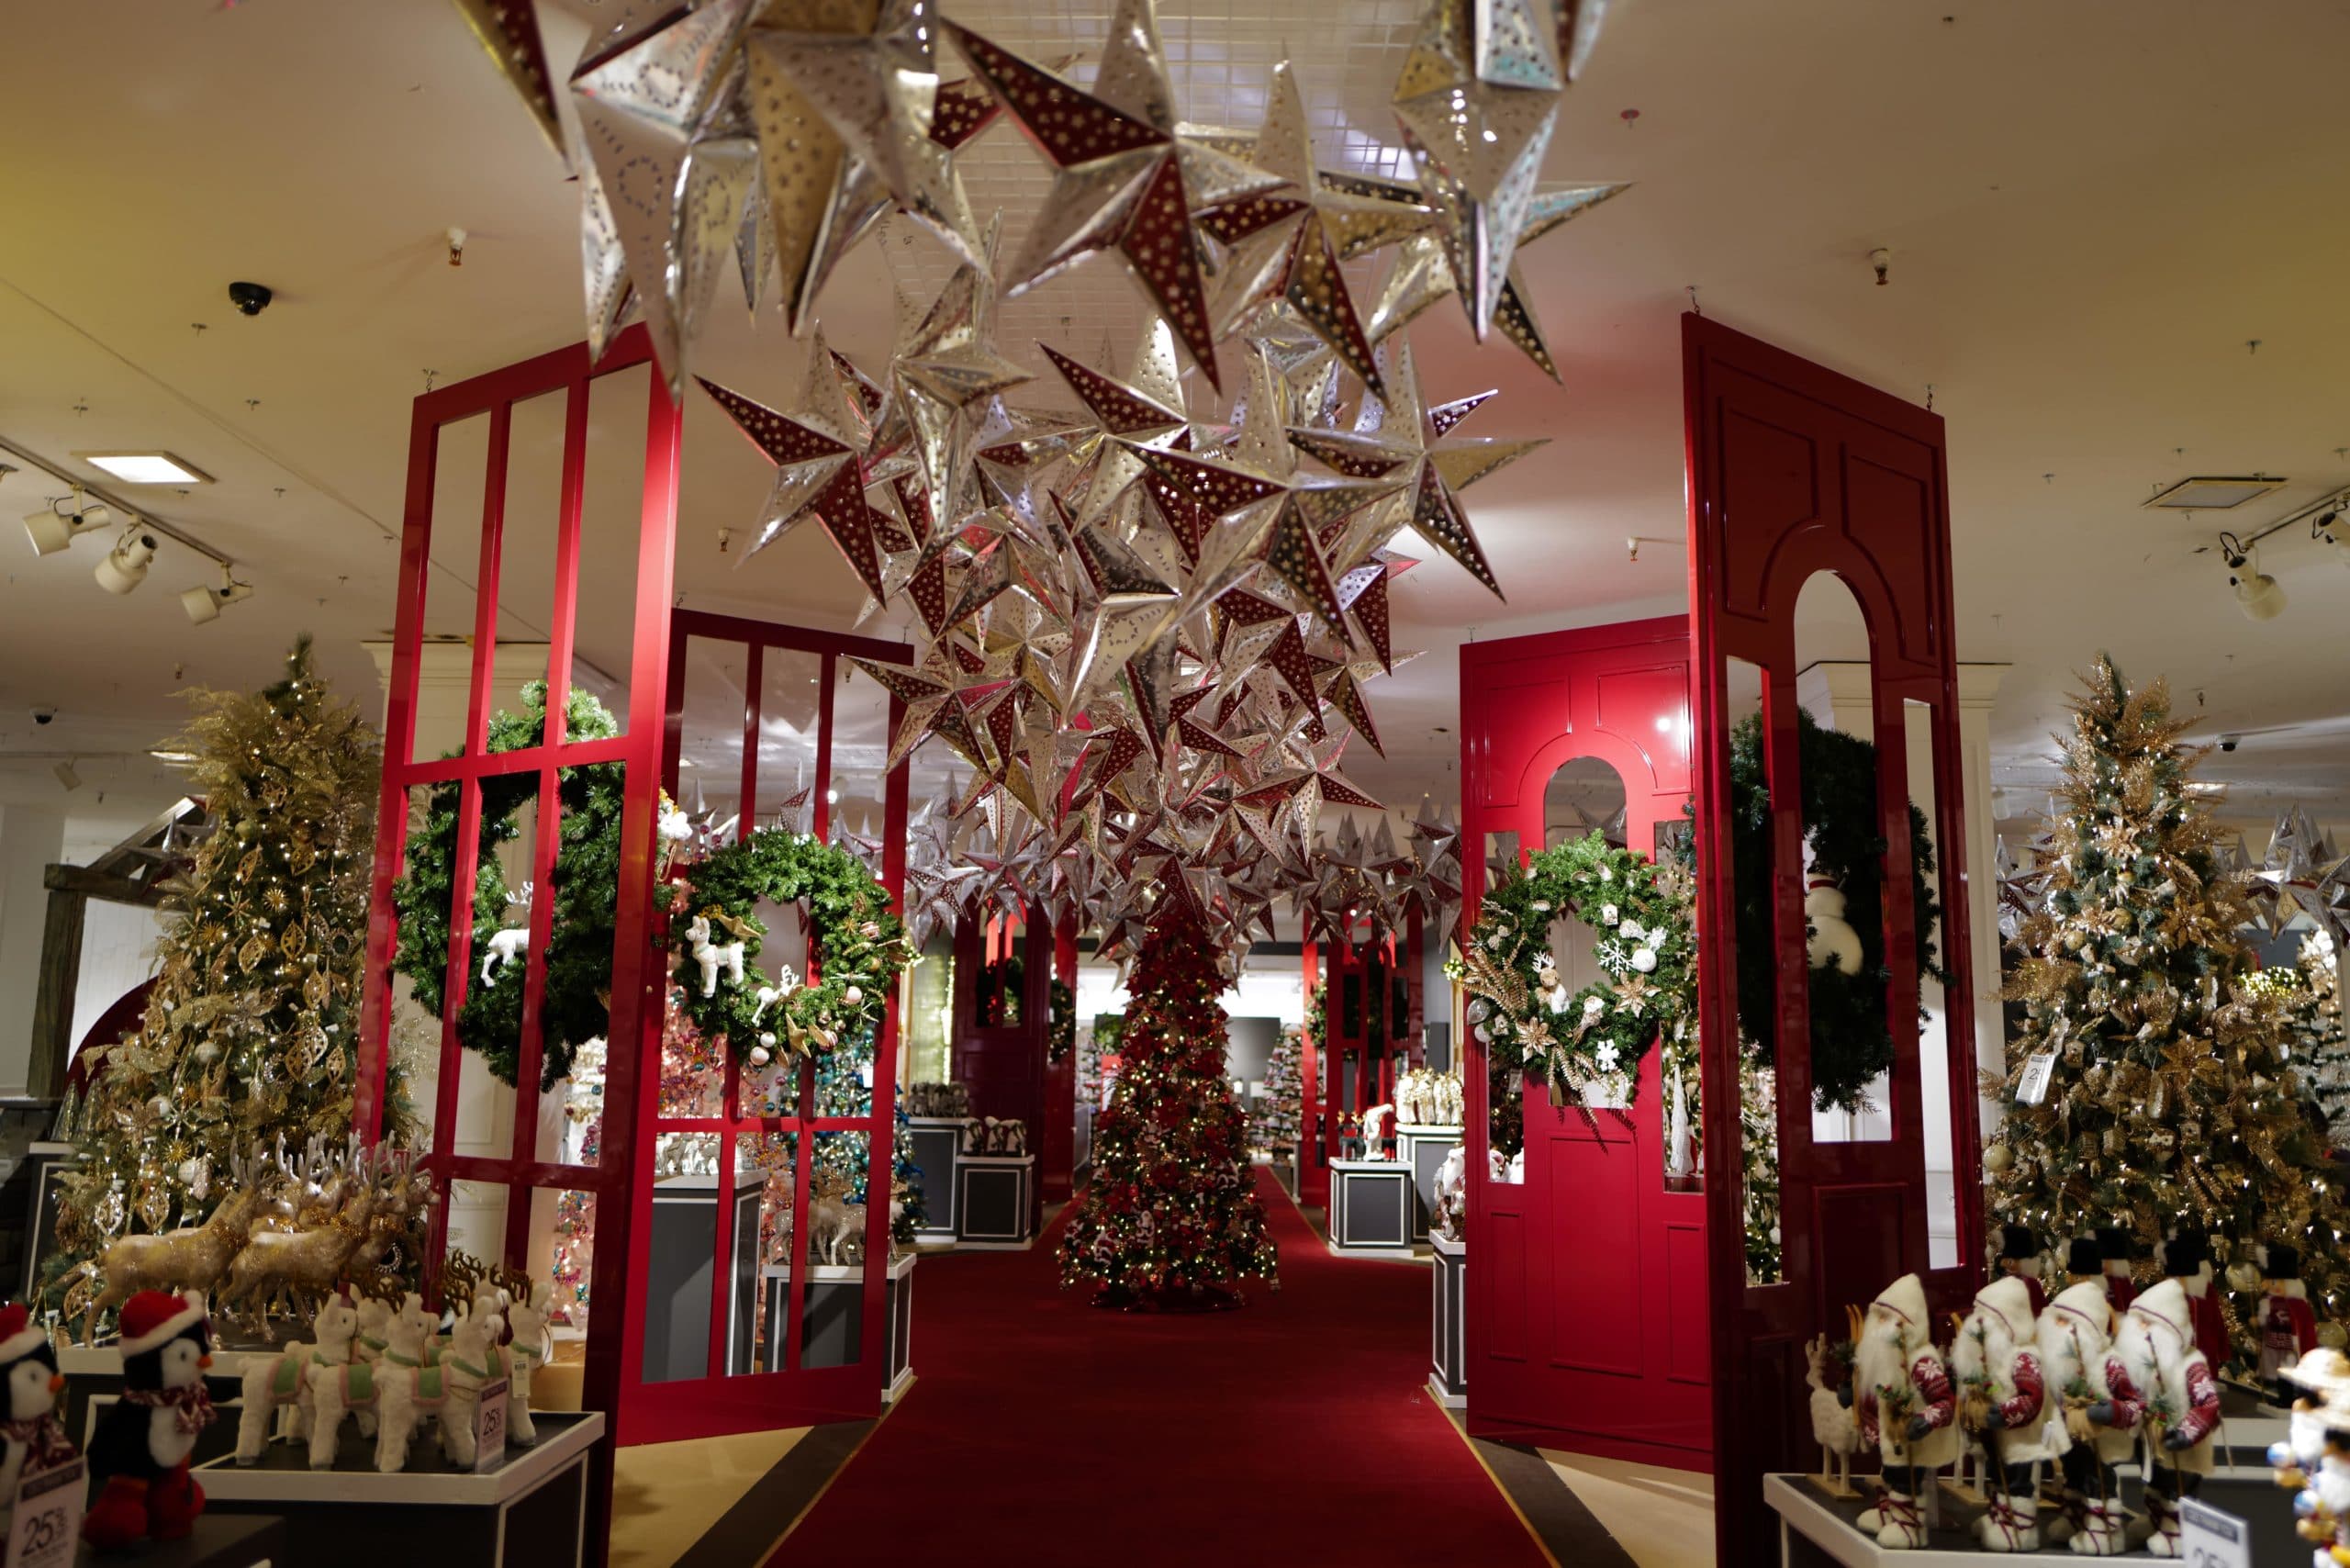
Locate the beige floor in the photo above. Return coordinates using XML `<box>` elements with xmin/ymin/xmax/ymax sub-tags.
<box><xmin>1540</xmin><ymin>1450</ymin><xmax>1717</xmax><ymax>1568</ymax></box>
<box><xmin>609</xmin><ymin>1426</ymin><xmax>811</xmax><ymax>1568</ymax></box>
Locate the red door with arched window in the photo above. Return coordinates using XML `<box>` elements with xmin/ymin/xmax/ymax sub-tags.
<box><xmin>1460</xmin><ymin>615</ymin><xmax>1711</xmax><ymax>1467</ymax></box>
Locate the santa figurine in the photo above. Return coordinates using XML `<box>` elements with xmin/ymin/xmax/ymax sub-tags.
<box><xmin>2161</xmin><ymin>1229</ymin><xmax>2234</xmax><ymax>1375</ymax></box>
<box><xmin>1995</xmin><ymin>1225</ymin><xmax>2048</xmax><ymax>1316</ymax></box>
<box><xmin>2113</xmin><ymin>1276</ymin><xmax>2222</xmax><ymax>1559</ymax></box>
<box><xmin>84</xmin><ymin>1290</ymin><xmax>218</xmax><ymax>1551</ymax></box>
<box><xmin>2255</xmin><ymin>1243</ymin><xmax>2320</xmax><ymax>1397</ymax></box>
<box><xmin>1952</xmin><ymin>1275</ymin><xmax>2054</xmax><ymax>1551</ymax></box>
<box><xmin>1830</xmin><ymin>1273</ymin><xmax>1960</xmax><ymax>1549</ymax></box>
<box><xmin>2269</xmin><ymin>1346</ymin><xmax>2350</xmax><ymax>1486</ymax></box>
<box><xmin>0</xmin><ymin>1304</ymin><xmax>75</xmax><ymax>1519</ymax></box>
<box><xmin>2036</xmin><ymin>1275</ymin><xmax>2137</xmax><ymax>1555</ymax></box>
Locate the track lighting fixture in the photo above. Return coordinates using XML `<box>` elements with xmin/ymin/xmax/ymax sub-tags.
<box><xmin>2219</xmin><ymin>532</ymin><xmax>2285</xmax><ymax>622</ymax></box>
<box><xmin>23</xmin><ymin>493</ymin><xmax>110</xmax><ymax>556</ymax></box>
<box><xmin>93</xmin><ymin>525</ymin><xmax>159</xmax><ymax>595</ymax></box>
<box><xmin>181</xmin><ymin>567</ymin><xmax>254</xmax><ymax>623</ymax></box>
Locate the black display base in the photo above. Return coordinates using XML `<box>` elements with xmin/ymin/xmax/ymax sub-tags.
<box><xmin>1429</xmin><ymin>1234</ymin><xmax>1466</xmax><ymax>1406</ymax></box>
<box><xmin>93</xmin><ymin>1512</ymin><xmax>287</xmax><ymax>1568</ymax></box>
<box><xmin>1766</xmin><ymin>1470</ymin><xmax>2297</xmax><ymax>1564</ymax></box>
<box><xmin>195</xmin><ymin>1409</ymin><xmax>602</xmax><ymax>1568</ymax></box>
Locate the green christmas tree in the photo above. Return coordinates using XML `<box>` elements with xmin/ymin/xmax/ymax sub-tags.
<box><xmin>1058</xmin><ymin>906</ymin><xmax>1278</xmax><ymax>1305</ymax></box>
<box><xmin>49</xmin><ymin>639</ymin><xmax>404</xmax><ymax>1315</ymax></box>
<box><xmin>1256</xmin><ymin>1025</ymin><xmax>1303</xmax><ymax>1156</ymax></box>
<box><xmin>1987</xmin><ymin>656</ymin><xmax>2350</xmax><ymax>1350</ymax></box>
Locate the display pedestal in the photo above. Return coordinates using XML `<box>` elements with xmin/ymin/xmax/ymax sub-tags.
<box><xmin>758</xmin><ymin>1251</ymin><xmax>915</xmax><ymax>1401</ymax></box>
<box><xmin>1394</xmin><ymin>1124</ymin><xmax>1460</xmax><ymax>1246</ymax></box>
<box><xmin>97</xmin><ymin>1514</ymin><xmax>288</xmax><ymax>1568</ymax></box>
<box><xmin>1764</xmin><ymin>1470</ymin><xmax>2296</xmax><ymax>1565</ymax></box>
<box><xmin>906</xmin><ymin>1115</ymin><xmax>971</xmax><ymax>1244</ymax></box>
<box><xmin>61</xmin><ymin>1344</ymin><xmax>267</xmax><ymax>1466</ymax></box>
<box><xmin>645</xmin><ymin>1169</ymin><xmax>760</xmax><ymax>1380</ymax></box>
<box><xmin>1327</xmin><ymin>1158</ymin><xmax>1414</xmax><ymax>1255</ymax></box>
<box><xmin>197</xmin><ymin>1409</ymin><xmax>603</xmax><ymax>1568</ymax></box>
<box><xmin>955</xmin><ymin>1153</ymin><xmax>1035</xmax><ymax>1246</ymax></box>
<box><xmin>1429</xmin><ymin>1232</ymin><xmax>1466</xmax><ymax>1408</ymax></box>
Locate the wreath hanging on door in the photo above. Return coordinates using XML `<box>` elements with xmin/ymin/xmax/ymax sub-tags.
<box><xmin>665</xmin><ymin>826</ymin><xmax>915</xmax><ymax>1068</ymax></box>
<box><xmin>1451</xmin><ymin>832</ymin><xmax>1698</xmax><ymax>1111</ymax></box>
<box><xmin>389</xmin><ymin>681</ymin><xmax>624</xmax><ymax>1091</ymax></box>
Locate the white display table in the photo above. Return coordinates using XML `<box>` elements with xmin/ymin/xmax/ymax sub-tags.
<box><xmin>758</xmin><ymin>1249</ymin><xmax>916</xmax><ymax>1401</ymax></box>
<box><xmin>1327</xmin><ymin>1157</ymin><xmax>1415</xmax><ymax>1255</ymax></box>
<box><xmin>197</xmin><ymin>1408</ymin><xmax>604</xmax><ymax>1568</ymax></box>
<box><xmin>956</xmin><ymin>1152</ymin><xmax>1036</xmax><ymax>1247</ymax></box>
<box><xmin>1428</xmin><ymin>1232</ymin><xmax>1465</xmax><ymax>1407</ymax></box>
<box><xmin>1393</xmin><ymin>1123</ymin><xmax>1461</xmax><ymax>1246</ymax></box>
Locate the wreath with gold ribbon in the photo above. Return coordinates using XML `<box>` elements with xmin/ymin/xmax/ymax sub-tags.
<box><xmin>666</xmin><ymin>827</ymin><xmax>914</xmax><ymax>1067</ymax></box>
<box><xmin>1451</xmin><ymin>833</ymin><xmax>1697</xmax><ymax>1108</ymax></box>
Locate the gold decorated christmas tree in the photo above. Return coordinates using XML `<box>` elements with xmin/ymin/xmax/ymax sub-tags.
<box><xmin>1988</xmin><ymin>656</ymin><xmax>2350</xmax><ymax>1355</ymax></box>
<box><xmin>45</xmin><ymin>639</ymin><xmax>402</xmax><ymax>1318</ymax></box>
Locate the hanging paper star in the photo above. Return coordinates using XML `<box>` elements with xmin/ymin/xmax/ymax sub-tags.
<box><xmin>946</xmin><ymin>0</ymin><xmax>1281</xmax><ymax>389</ymax></box>
<box><xmin>449</xmin><ymin>0</ymin><xmax>565</xmax><ymax>158</ymax></box>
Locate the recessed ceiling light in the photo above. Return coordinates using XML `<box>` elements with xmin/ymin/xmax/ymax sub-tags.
<box><xmin>2142</xmin><ymin>476</ymin><xmax>2283</xmax><ymax>511</ymax></box>
<box><xmin>75</xmin><ymin>452</ymin><xmax>212</xmax><ymax>485</ymax></box>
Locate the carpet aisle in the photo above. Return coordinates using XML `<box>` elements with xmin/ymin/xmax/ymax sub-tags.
<box><xmin>773</xmin><ymin>1166</ymin><xmax>1550</xmax><ymax>1566</ymax></box>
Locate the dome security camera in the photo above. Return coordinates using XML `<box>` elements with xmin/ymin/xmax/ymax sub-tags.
<box><xmin>2219</xmin><ymin>734</ymin><xmax>2240</xmax><ymax>753</ymax></box>
<box><xmin>228</xmin><ymin>281</ymin><xmax>274</xmax><ymax>316</ymax></box>
<box><xmin>30</xmin><ymin>707</ymin><xmax>56</xmax><ymax>725</ymax></box>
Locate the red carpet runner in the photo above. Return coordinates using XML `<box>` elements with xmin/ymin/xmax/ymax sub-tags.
<box><xmin>774</xmin><ymin>1166</ymin><xmax>1547</xmax><ymax>1566</ymax></box>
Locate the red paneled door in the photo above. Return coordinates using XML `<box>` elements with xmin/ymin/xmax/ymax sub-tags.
<box><xmin>1459</xmin><ymin>616</ymin><xmax>1711</xmax><ymax>1468</ymax></box>
<box><xmin>1682</xmin><ymin>313</ymin><xmax>1983</xmax><ymax>1564</ymax></box>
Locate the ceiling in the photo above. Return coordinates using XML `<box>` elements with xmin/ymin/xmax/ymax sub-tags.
<box><xmin>6</xmin><ymin>0</ymin><xmax>2350</xmax><ymax>862</ymax></box>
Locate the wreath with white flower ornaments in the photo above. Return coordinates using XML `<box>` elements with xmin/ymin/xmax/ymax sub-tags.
<box><xmin>1450</xmin><ymin>833</ymin><xmax>1696</xmax><ymax>1108</ymax></box>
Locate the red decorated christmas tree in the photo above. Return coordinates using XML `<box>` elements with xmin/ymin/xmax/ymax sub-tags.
<box><xmin>1058</xmin><ymin>907</ymin><xmax>1279</xmax><ymax>1306</ymax></box>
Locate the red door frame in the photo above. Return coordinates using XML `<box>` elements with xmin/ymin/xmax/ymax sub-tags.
<box><xmin>1459</xmin><ymin>614</ymin><xmax>1710</xmax><ymax>1468</ymax></box>
<box><xmin>1682</xmin><ymin>313</ymin><xmax>1984</xmax><ymax>1564</ymax></box>
<box><xmin>643</xmin><ymin>607</ymin><xmax>912</xmax><ymax>1439</ymax></box>
<box><xmin>355</xmin><ymin>326</ymin><xmax>680</xmax><ymax>1560</ymax></box>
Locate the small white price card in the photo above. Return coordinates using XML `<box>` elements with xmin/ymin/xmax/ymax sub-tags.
<box><xmin>2177</xmin><ymin>1496</ymin><xmax>2250</xmax><ymax>1568</ymax></box>
<box><xmin>473</xmin><ymin>1377</ymin><xmax>510</xmax><ymax>1473</ymax></box>
<box><xmin>2016</xmin><ymin>1051</ymin><xmax>2056</xmax><ymax>1105</ymax></box>
<box><xmin>6</xmin><ymin>1457</ymin><xmax>84</xmax><ymax>1568</ymax></box>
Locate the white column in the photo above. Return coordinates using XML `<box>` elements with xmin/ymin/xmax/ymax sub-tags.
<box><xmin>364</xmin><ymin>642</ymin><xmax>566</xmax><ymax>1265</ymax></box>
<box><xmin>1796</xmin><ymin>662</ymin><xmax>2007</xmax><ymax>1270</ymax></box>
<box><xmin>0</xmin><ymin>805</ymin><xmax>67</xmax><ymax>1096</ymax></box>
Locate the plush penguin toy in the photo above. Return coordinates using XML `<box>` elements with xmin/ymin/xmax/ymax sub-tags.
<box><xmin>0</xmin><ymin>1303</ymin><xmax>74</xmax><ymax>1506</ymax></box>
<box><xmin>84</xmin><ymin>1290</ymin><xmax>218</xmax><ymax>1551</ymax></box>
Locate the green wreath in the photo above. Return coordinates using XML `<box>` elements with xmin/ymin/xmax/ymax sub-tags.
<box><xmin>1453</xmin><ymin>832</ymin><xmax>1697</xmax><ymax>1113</ymax></box>
<box><xmin>1719</xmin><ymin>708</ymin><xmax>1945</xmax><ymax>1113</ymax></box>
<box><xmin>391</xmin><ymin>681</ymin><xmax>622</xmax><ymax>1090</ymax></box>
<box><xmin>666</xmin><ymin>827</ymin><xmax>914</xmax><ymax>1066</ymax></box>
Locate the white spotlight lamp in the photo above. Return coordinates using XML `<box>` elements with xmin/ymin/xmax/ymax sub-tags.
<box><xmin>2315</xmin><ymin>510</ymin><xmax>2350</xmax><ymax>569</ymax></box>
<box><xmin>52</xmin><ymin>759</ymin><xmax>82</xmax><ymax>793</ymax></box>
<box><xmin>181</xmin><ymin>568</ymin><xmax>253</xmax><ymax>623</ymax></box>
<box><xmin>24</xmin><ymin>496</ymin><xmax>110</xmax><ymax>557</ymax></box>
<box><xmin>2220</xmin><ymin>533</ymin><xmax>2285</xmax><ymax>622</ymax></box>
<box><xmin>93</xmin><ymin>526</ymin><xmax>159</xmax><ymax>594</ymax></box>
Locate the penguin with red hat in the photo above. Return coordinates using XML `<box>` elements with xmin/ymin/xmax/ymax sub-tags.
<box><xmin>83</xmin><ymin>1290</ymin><xmax>218</xmax><ymax>1551</ymax></box>
<box><xmin>0</xmin><ymin>1303</ymin><xmax>75</xmax><ymax>1511</ymax></box>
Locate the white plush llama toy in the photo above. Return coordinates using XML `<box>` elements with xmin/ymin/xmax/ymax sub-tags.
<box><xmin>687</xmin><ymin>913</ymin><xmax>746</xmax><ymax>996</ymax></box>
<box><xmin>330</xmin><ymin>1293</ymin><xmax>441</xmax><ymax>1473</ymax></box>
<box><xmin>236</xmin><ymin>1290</ymin><xmax>360</xmax><ymax>1463</ymax></box>
<box><xmin>502</xmin><ymin>1282</ymin><xmax>552</xmax><ymax>1446</ymax></box>
<box><xmin>480</xmin><ymin>883</ymin><xmax>533</xmax><ymax>981</ymax></box>
<box><xmin>434</xmin><ymin>1299</ymin><xmax>509</xmax><ymax>1468</ymax></box>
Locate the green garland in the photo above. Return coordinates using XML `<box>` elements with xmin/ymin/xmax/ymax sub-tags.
<box><xmin>390</xmin><ymin>681</ymin><xmax>622</xmax><ymax>1090</ymax></box>
<box><xmin>1721</xmin><ymin>709</ymin><xmax>1946</xmax><ymax>1112</ymax></box>
<box><xmin>666</xmin><ymin>827</ymin><xmax>914</xmax><ymax>1066</ymax></box>
<box><xmin>1047</xmin><ymin>978</ymin><xmax>1076</xmax><ymax>1063</ymax></box>
<box><xmin>1452</xmin><ymin>832</ymin><xmax>1696</xmax><ymax>1110</ymax></box>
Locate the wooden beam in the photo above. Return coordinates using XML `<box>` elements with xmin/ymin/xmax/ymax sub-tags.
<box><xmin>41</xmin><ymin>862</ymin><xmax>168</xmax><ymax>907</ymax></box>
<box><xmin>26</xmin><ymin>888</ymin><xmax>85</xmax><ymax>1101</ymax></box>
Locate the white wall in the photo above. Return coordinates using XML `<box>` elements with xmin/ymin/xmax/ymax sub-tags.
<box><xmin>67</xmin><ymin>899</ymin><xmax>164</xmax><ymax>1050</ymax></box>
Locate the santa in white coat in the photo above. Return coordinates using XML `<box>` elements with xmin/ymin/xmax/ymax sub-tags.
<box><xmin>2035</xmin><ymin>1277</ymin><xmax>2138</xmax><ymax>1555</ymax></box>
<box><xmin>1952</xmin><ymin>1274</ymin><xmax>2053</xmax><ymax>1551</ymax></box>
<box><xmin>2112</xmin><ymin>1277</ymin><xmax>2222</xmax><ymax>1559</ymax></box>
<box><xmin>1837</xmin><ymin>1273</ymin><xmax>1960</xmax><ymax>1549</ymax></box>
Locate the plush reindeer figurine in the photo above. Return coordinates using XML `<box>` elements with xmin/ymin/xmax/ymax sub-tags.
<box><xmin>84</xmin><ymin>1290</ymin><xmax>219</xmax><ymax>1550</ymax></box>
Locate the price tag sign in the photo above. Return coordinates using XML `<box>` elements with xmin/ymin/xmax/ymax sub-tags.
<box><xmin>2177</xmin><ymin>1496</ymin><xmax>2250</xmax><ymax>1568</ymax></box>
<box><xmin>2016</xmin><ymin>1051</ymin><xmax>2057</xmax><ymax>1105</ymax></box>
<box><xmin>473</xmin><ymin>1378</ymin><xmax>510</xmax><ymax>1473</ymax></box>
<box><xmin>6</xmin><ymin>1458</ymin><xmax>84</xmax><ymax>1568</ymax></box>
